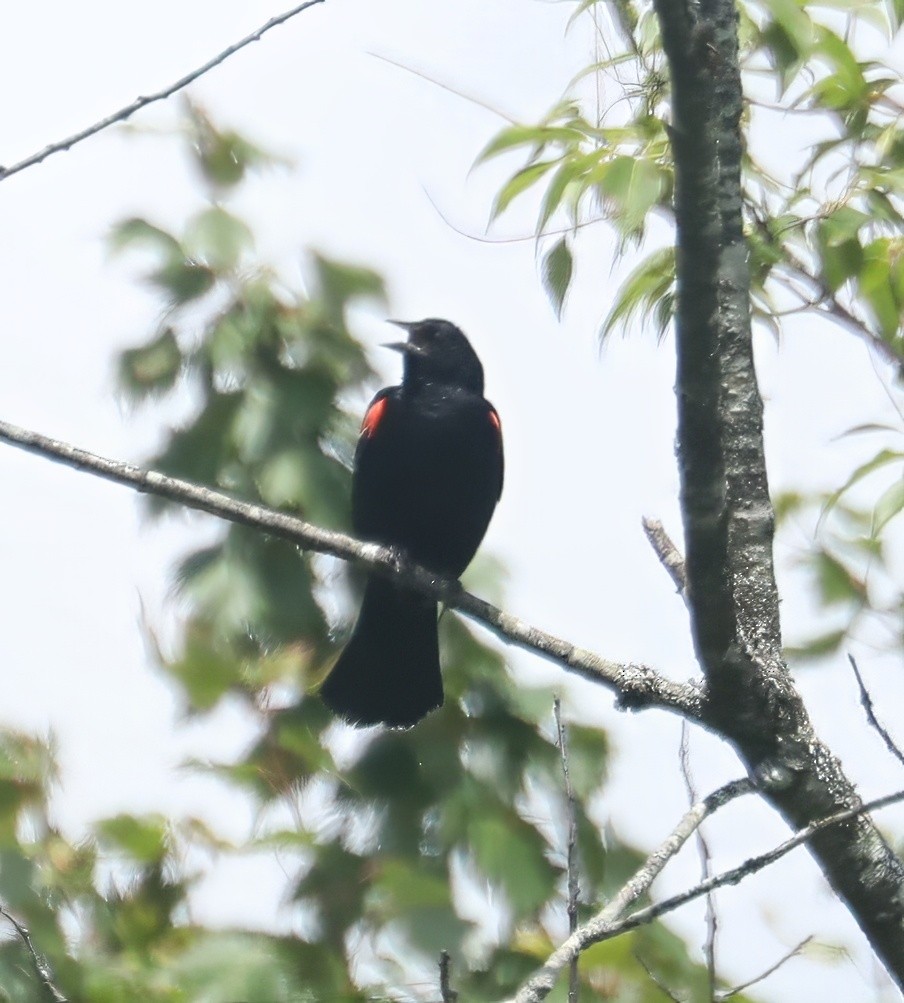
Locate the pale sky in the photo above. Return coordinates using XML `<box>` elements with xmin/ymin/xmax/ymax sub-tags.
<box><xmin>2</xmin><ymin>2</ymin><xmax>903</xmax><ymax>1000</ymax></box>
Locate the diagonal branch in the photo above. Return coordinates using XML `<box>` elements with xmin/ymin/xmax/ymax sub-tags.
<box><xmin>848</xmin><ymin>655</ymin><xmax>904</xmax><ymax>769</ymax></box>
<box><xmin>512</xmin><ymin>785</ymin><xmax>904</xmax><ymax>1003</ymax></box>
<box><xmin>512</xmin><ymin>777</ymin><xmax>755</xmax><ymax>1003</ymax></box>
<box><xmin>0</xmin><ymin>418</ymin><xmax>703</xmax><ymax>719</ymax></box>
<box><xmin>716</xmin><ymin>936</ymin><xmax>812</xmax><ymax>1001</ymax></box>
<box><xmin>0</xmin><ymin>1</ymin><xmax>326</xmax><ymax>183</ymax></box>
<box><xmin>0</xmin><ymin>906</ymin><xmax>67</xmax><ymax>1002</ymax></box>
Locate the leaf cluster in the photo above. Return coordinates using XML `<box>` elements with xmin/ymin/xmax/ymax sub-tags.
<box><xmin>480</xmin><ymin>0</ymin><xmax>904</xmax><ymax>358</ymax></box>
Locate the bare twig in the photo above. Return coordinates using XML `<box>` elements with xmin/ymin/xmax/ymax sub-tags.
<box><xmin>369</xmin><ymin>52</ymin><xmax>516</xmax><ymax>124</ymax></box>
<box><xmin>679</xmin><ymin>725</ymin><xmax>717</xmax><ymax>1000</ymax></box>
<box><xmin>716</xmin><ymin>936</ymin><xmax>812</xmax><ymax>1000</ymax></box>
<box><xmin>512</xmin><ymin>778</ymin><xmax>755</xmax><ymax>1003</ymax></box>
<box><xmin>641</xmin><ymin>517</ymin><xmax>688</xmax><ymax>597</ymax></box>
<box><xmin>848</xmin><ymin>655</ymin><xmax>904</xmax><ymax>769</ymax></box>
<box><xmin>439</xmin><ymin>951</ymin><xmax>458</xmax><ymax>1003</ymax></box>
<box><xmin>0</xmin><ymin>1</ymin><xmax>326</xmax><ymax>183</ymax></box>
<box><xmin>554</xmin><ymin>698</ymin><xmax>580</xmax><ymax>1003</ymax></box>
<box><xmin>0</xmin><ymin>418</ymin><xmax>704</xmax><ymax>718</ymax></box>
<box><xmin>635</xmin><ymin>953</ymin><xmax>685</xmax><ymax>1002</ymax></box>
<box><xmin>0</xmin><ymin>906</ymin><xmax>68</xmax><ymax>1002</ymax></box>
<box><xmin>513</xmin><ymin>787</ymin><xmax>904</xmax><ymax>1003</ymax></box>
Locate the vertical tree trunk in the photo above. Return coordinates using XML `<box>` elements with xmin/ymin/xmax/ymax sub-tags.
<box><xmin>652</xmin><ymin>0</ymin><xmax>904</xmax><ymax>984</ymax></box>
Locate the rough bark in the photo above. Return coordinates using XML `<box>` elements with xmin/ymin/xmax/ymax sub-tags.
<box><xmin>652</xmin><ymin>0</ymin><xmax>904</xmax><ymax>985</ymax></box>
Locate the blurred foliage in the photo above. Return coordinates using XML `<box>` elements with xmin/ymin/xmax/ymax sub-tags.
<box><xmin>777</xmin><ymin>423</ymin><xmax>904</xmax><ymax>660</ymax></box>
<box><xmin>0</xmin><ymin>100</ymin><xmax>746</xmax><ymax>1002</ymax></box>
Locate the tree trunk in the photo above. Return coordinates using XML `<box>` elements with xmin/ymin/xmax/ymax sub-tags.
<box><xmin>652</xmin><ymin>0</ymin><xmax>904</xmax><ymax>985</ymax></box>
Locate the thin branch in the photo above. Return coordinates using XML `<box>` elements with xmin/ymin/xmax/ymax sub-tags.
<box><xmin>512</xmin><ymin>778</ymin><xmax>755</xmax><ymax>1003</ymax></box>
<box><xmin>848</xmin><ymin>655</ymin><xmax>904</xmax><ymax>770</ymax></box>
<box><xmin>0</xmin><ymin>1</ymin><xmax>327</xmax><ymax>183</ymax></box>
<box><xmin>642</xmin><ymin>517</ymin><xmax>688</xmax><ymax>598</ymax></box>
<box><xmin>554</xmin><ymin>698</ymin><xmax>580</xmax><ymax>1003</ymax></box>
<box><xmin>635</xmin><ymin>953</ymin><xmax>685</xmax><ymax>1002</ymax></box>
<box><xmin>0</xmin><ymin>906</ymin><xmax>68</xmax><ymax>1002</ymax></box>
<box><xmin>679</xmin><ymin>725</ymin><xmax>717</xmax><ymax>1000</ymax></box>
<box><xmin>512</xmin><ymin>786</ymin><xmax>904</xmax><ymax>1003</ymax></box>
<box><xmin>715</xmin><ymin>936</ymin><xmax>812</xmax><ymax>1001</ymax></box>
<box><xmin>369</xmin><ymin>52</ymin><xmax>516</xmax><ymax>124</ymax></box>
<box><xmin>439</xmin><ymin>951</ymin><xmax>458</xmax><ymax>1003</ymax></box>
<box><xmin>0</xmin><ymin>418</ymin><xmax>703</xmax><ymax>719</ymax></box>
<box><xmin>422</xmin><ymin>186</ymin><xmax>609</xmax><ymax>246</ymax></box>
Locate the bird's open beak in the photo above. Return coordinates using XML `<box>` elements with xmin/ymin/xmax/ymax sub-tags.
<box><xmin>382</xmin><ymin>320</ymin><xmax>424</xmax><ymax>355</ymax></box>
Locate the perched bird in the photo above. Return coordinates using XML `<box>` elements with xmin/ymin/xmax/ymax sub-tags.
<box><xmin>321</xmin><ymin>318</ymin><xmax>504</xmax><ymax>727</ymax></box>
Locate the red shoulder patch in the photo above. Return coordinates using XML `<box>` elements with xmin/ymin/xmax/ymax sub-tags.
<box><xmin>361</xmin><ymin>396</ymin><xmax>389</xmax><ymax>438</ymax></box>
<box><xmin>488</xmin><ymin>407</ymin><xmax>501</xmax><ymax>433</ymax></box>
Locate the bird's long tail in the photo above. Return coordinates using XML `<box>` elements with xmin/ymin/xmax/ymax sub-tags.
<box><xmin>321</xmin><ymin>576</ymin><xmax>442</xmax><ymax>727</ymax></box>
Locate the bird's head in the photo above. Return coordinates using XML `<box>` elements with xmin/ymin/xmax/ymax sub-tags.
<box><xmin>384</xmin><ymin>318</ymin><xmax>484</xmax><ymax>394</ymax></box>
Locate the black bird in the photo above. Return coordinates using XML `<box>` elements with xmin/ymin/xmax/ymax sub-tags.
<box><xmin>321</xmin><ymin>318</ymin><xmax>504</xmax><ymax>727</ymax></box>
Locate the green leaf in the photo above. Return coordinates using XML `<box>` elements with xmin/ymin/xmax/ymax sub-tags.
<box><xmin>786</xmin><ymin>629</ymin><xmax>848</xmax><ymax>661</ymax></box>
<box><xmin>149</xmin><ymin>259</ymin><xmax>215</xmax><ymax>304</ymax></box>
<box><xmin>810</xmin><ymin>28</ymin><xmax>869</xmax><ymax>113</ymax></box>
<box><xmin>541</xmin><ymin>237</ymin><xmax>573</xmax><ymax>319</ymax></box>
<box><xmin>369</xmin><ymin>859</ymin><xmax>454</xmax><ymax>914</ymax></box>
<box><xmin>118</xmin><ymin>327</ymin><xmax>182</xmax><ymax>398</ymax></box>
<box><xmin>490</xmin><ymin>160</ymin><xmax>558</xmax><ymax>221</ymax></box>
<box><xmin>184</xmin><ymin>206</ymin><xmax>253</xmax><ymax>270</ymax></box>
<box><xmin>187</xmin><ymin>104</ymin><xmax>274</xmax><ymax>189</ymax></box>
<box><xmin>164</xmin><ymin>625</ymin><xmax>245</xmax><ymax>711</ymax></box>
<box><xmin>313</xmin><ymin>254</ymin><xmax>385</xmax><ymax>322</ymax></box>
<box><xmin>602</xmin><ymin>245</ymin><xmax>675</xmax><ymax>339</ymax></box>
<box><xmin>773</xmin><ymin>490</ymin><xmax>808</xmax><ymax>523</ymax></box>
<box><xmin>823</xmin><ymin>447</ymin><xmax>904</xmax><ymax>513</ymax></box>
<box><xmin>816</xmin><ymin>205</ymin><xmax>868</xmax><ymax>295</ymax></box>
<box><xmin>813</xmin><ymin>550</ymin><xmax>866</xmax><ymax>606</ymax></box>
<box><xmin>476</xmin><ymin>124</ymin><xmax>585</xmax><ymax>164</ymax></box>
<box><xmin>859</xmin><ymin>238</ymin><xmax>903</xmax><ymax>338</ymax></box>
<box><xmin>537</xmin><ymin>151</ymin><xmax>601</xmax><ymax>230</ymax></box>
<box><xmin>469</xmin><ymin>810</ymin><xmax>555</xmax><ymax>916</ymax></box>
<box><xmin>108</xmin><ymin>217</ymin><xmax>182</xmax><ymax>257</ymax></box>
<box><xmin>873</xmin><ymin>477</ymin><xmax>904</xmax><ymax>533</ymax></box>
<box><xmin>595</xmin><ymin>155</ymin><xmax>665</xmax><ymax>235</ymax></box>
<box><xmin>96</xmin><ymin>814</ymin><xmax>168</xmax><ymax>865</ymax></box>
<box><xmin>563</xmin><ymin>723</ymin><xmax>609</xmax><ymax>801</ymax></box>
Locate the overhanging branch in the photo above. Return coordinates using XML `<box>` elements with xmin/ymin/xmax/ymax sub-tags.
<box><xmin>0</xmin><ymin>1</ymin><xmax>327</xmax><ymax>183</ymax></box>
<box><xmin>0</xmin><ymin>418</ymin><xmax>702</xmax><ymax>719</ymax></box>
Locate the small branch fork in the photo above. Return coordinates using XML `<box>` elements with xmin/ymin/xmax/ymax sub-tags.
<box><xmin>0</xmin><ymin>1</ymin><xmax>327</xmax><ymax>183</ymax></box>
<box><xmin>510</xmin><ymin>785</ymin><xmax>904</xmax><ymax>1003</ymax></box>
<box><xmin>0</xmin><ymin>418</ymin><xmax>703</xmax><ymax>719</ymax></box>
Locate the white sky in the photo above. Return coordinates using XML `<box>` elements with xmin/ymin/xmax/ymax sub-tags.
<box><xmin>2</xmin><ymin>2</ymin><xmax>904</xmax><ymax>1000</ymax></box>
